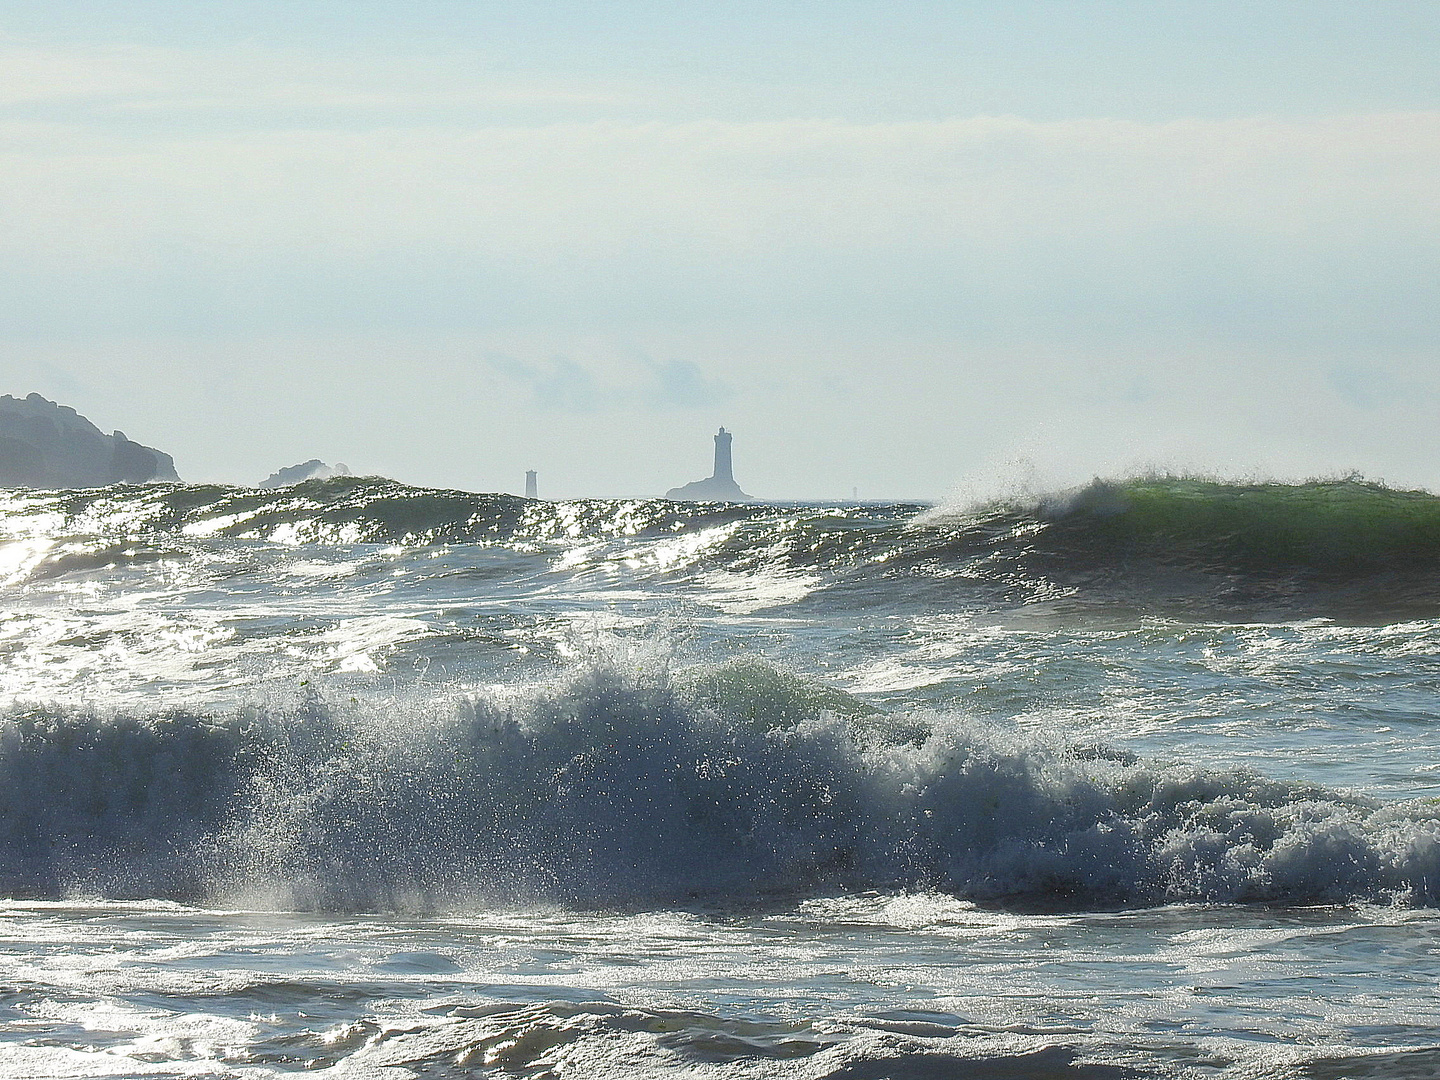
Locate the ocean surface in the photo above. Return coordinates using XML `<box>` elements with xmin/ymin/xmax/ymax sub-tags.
<box><xmin>3</xmin><ymin>475</ymin><xmax>1440</xmax><ymax>1078</ymax></box>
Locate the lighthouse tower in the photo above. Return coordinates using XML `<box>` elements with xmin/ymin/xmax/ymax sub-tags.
<box><xmin>664</xmin><ymin>426</ymin><xmax>751</xmax><ymax>501</ymax></box>
<box><xmin>713</xmin><ymin>428</ymin><xmax>734</xmax><ymax>483</ymax></box>
<box><xmin>524</xmin><ymin>470</ymin><xmax>538</xmax><ymax>499</ymax></box>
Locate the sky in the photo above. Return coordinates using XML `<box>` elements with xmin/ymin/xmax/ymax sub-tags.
<box><xmin>1</xmin><ymin>1</ymin><xmax>1437</xmax><ymax>500</ymax></box>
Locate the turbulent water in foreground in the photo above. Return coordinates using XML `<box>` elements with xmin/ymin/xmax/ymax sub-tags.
<box><xmin>4</xmin><ymin>475</ymin><xmax>1440</xmax><ymax>1078</ymax></box>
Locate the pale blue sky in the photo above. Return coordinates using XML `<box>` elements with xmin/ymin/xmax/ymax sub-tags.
<box><xmin>1</xmin><ymin>3</ymin><xmax>1437</xmax><ymax>497</ymax></box>
<box><xmin>6</xmin><ymin>2</ymin><xmax>1439</xmax><ymax>123</ymax></box>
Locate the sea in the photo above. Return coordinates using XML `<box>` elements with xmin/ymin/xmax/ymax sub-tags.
<box><xmin>3</xmin><ymin>475</ymin><xmax>1440</xmax><ymax>1079</ymax></box>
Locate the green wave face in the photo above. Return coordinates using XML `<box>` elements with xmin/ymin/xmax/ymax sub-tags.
<box><xmin>1045</xmin><ymin>477</ymin><xmax>1440</xmax><ymax>573</ymax></box>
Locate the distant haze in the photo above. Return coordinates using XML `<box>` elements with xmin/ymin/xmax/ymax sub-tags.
<box><xmin>2</xmin><ymin>2</ymin><xmax>1437</xmax><ymax>499</ymax></box>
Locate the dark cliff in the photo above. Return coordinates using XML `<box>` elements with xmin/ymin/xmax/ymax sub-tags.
<box><xmin>0</xmin><ymin>393</ymin><xmax>180</xmax><ymax>488</ymax></box>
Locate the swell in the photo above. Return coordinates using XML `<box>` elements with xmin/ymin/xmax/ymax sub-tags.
<box><xmin>0</xmin><ymin>477</ymin><xmax>768</xmax><ymax>547</ymax></box>
<box><xmin>3</xmin><ymin>661</ymin><xmax>1437</xmax><ymax>911</ymax></box>
<box><xmin>6</xmin><ymin>475</ymin><xmax>1440</xmax><ymax>618</ymax></box>
<box><xmin>7</xmin><ymin>475</ymin><xmax>1440</xmax><ymax>566</ymax></box>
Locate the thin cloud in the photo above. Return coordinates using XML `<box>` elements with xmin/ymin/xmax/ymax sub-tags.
<box><xmin>0</xmin><ymin>40</ymin><xmax>636</xmax><ymax>116</ymax></box>
<box><xmin>640</xmin><ymin>359</ymin><xmax>730</xmax><ymax>409</ymax></box>
<box><xmin>1326</xmin><ymin>363</ymin><xmax>1434</xmax><ymax>411</ymax></box>
<box><xmin>487</xmin><ymin>354</ymin><xmax>730</xmax><ymax>413</ymax></box>
<box><xmin>488</xmin><ymin>356</ymin><xmax>602</xmax><ymax>412</ymax></box>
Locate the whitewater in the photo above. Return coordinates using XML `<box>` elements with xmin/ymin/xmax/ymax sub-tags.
<box><xmin>4</xmin><ymin>475</ymin><xmax>1440</xmax><ymax>1078</ymax></box>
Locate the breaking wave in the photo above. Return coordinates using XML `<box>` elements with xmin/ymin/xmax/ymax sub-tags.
<box><xmin>3</xmin><ymin>659</ymin><xmax>1437</xmax><ymax>912</ymax></box>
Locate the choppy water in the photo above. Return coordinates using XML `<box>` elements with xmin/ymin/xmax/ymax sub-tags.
<box><xmin>3</xmin><ymin>476</ymin><xmax>1440</xmax><ymax>1078</ymax></box>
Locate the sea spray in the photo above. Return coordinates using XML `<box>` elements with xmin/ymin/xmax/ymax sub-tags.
<box><xmin>3</xmin><ymin>658</ymin><xmax>1439</xmax><ymax>911</ymax></box>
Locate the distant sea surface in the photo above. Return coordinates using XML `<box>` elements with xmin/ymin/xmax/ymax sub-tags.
<box><xmin>4</xmin><ymin>476</ymin><xmax>1440</xmax><ymax>1079</ymax></box>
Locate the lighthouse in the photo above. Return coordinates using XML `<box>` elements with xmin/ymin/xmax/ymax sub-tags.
<box><xmin>664</xmin><ymin>426</ymin><xmax>752</xmax><ymax>501</ymax></box>
<box><xmin>713</xmin><ymin>428</ymin><xmax>734</xmax><ymax>483</ymax></box>
<box><xmin>524</xmin><ymin>470</ymin><xmax>538</xmax><ymax>499</ymax></box>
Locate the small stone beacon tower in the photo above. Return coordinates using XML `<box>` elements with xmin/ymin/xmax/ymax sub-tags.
<box><xmin>525</xmin><ymin>470</ymin><xmax>538</xmax><ymax>499</ymax></box>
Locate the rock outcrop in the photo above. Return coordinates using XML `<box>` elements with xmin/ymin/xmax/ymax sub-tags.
<box><xmin>0</xmin><ymin>393</ymin><xmax>180</xmax><ymax>488</ymax></box>
<box><xmin>665</xmin><ymin>474</ymin><xmax>751</xmax><ymax>501</ymax></box>
<box><xmin>258</xmin><ymin>460</ymin><xmax>351</xmax><ymax>488</ymax></box>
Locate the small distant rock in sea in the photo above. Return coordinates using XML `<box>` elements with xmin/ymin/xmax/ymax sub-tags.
<box><xmin>258</xmin><ymin>460</ymin><xmax>352</xmax><ymax>488</ymax></box>
<box><xmin>0</xmin><ymin>393</ymin><xmax>180</xmax><ymax>488</ymax></box>
<box><xmin>665</xmin><ymin>427</ymin><xmax>753</xmax><ymax>502</ymax></box>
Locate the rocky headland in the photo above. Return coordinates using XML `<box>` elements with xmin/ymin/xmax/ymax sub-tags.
<box><xmin>0</xmin><ymin>393</ymin><xmax>180</xmax><ymax>488</ymax></box>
